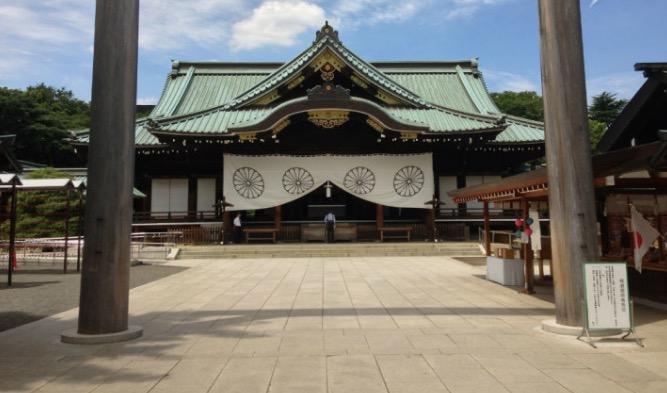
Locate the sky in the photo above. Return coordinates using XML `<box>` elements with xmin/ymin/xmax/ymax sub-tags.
<box><xmin>0</xmin><ymin>0</ymin><xmax>665</xmax><ymax>104</ymax></box>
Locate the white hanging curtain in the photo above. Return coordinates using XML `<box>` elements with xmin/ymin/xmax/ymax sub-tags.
<box><xmin>223</xmin><ymin>153</ymin><xmax>434</xmax><ymax>211</ymax></box>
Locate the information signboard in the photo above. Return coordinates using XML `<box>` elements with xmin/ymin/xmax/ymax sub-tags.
<box><xmin>583</xmin><ymin>262</ymin><xmax>631</xmax><ymax>330</ymax></box>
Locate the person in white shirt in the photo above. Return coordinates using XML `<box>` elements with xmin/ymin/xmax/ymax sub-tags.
<box><xmin>324</xmin><ymin>212</ymin><xmax>336</xmax><ymax>243</ymax></box>
<box><xmin>233</xmin><ymin>213</ymin><xmax>242</xmax><ymax>243</ymax></box>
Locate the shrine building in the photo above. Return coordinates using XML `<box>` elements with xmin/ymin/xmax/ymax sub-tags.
<box><xmin>74</xmin><ymin>22</ymin><xmax>545</xmax><ymax>242</ymax></box>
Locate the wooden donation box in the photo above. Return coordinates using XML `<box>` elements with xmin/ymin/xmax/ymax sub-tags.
<box><xmin>486</xmin><ymin>256</ymin><xmax>524</xmax><ymax>286</ymax></box>
<box><xmin>301</xmin><ymin>223</ymin><xmax>357</xmax><ymax>242</ymax></box>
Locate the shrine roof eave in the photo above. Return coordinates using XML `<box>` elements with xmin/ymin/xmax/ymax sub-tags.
<box><xmin>449</xmin><ymin>141</ymin><xmax>667</xmax><ymax>203</ymax></box>
<box><xmin>147</xmin><ymin>95</ymin><xmax>506</xmax><ymax>137</ymax></box>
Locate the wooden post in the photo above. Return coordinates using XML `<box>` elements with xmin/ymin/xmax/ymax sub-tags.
<box><xmin>376</xmin><ymin>204</ymin><xmax>384</xmax><ymax>228</ymax></box>
<box><xmin>522</xmin><ymin>200</ymin><xmax>535</xmax><ymax>294</ymax></box>
<box><xmin>274</xmin><ymin>205</ymin><xmax>282</xmax><ymax>234</ymax></box>
<box><xmin>7</xmin><ymin>182</ymin><xmax>17</xmax><ymax>286</ymax></box>
<box><xmin>483</xmin><ymin>200</ymin><xmax>491</xmax><ymax>256</ymax></box>
<box><xmin>76</xmin><ymin>190</ymin><xmax>83</xmax><ymax>272</ymax></box>
<box><xmin>223</xmin><ymin>210</ymin><xmax>231</xmax><ymax>244</ymax></box>
<box><xmin>76</xmin><ymin>0</ymin><xmax>139</xmax><ymax>335</ymax></box>
<box><xmin>63</xmin><ymin>188</ymin><xmax>70</xmax><ymax>274</ymax></box>
<box><xmin>539</xmin><ymin>0</ymin><xmax>599</xmax><ymax>326</ymax></box>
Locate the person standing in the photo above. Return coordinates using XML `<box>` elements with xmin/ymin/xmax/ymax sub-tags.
<box><xmin>324</xmin><ymin>211</ymin><xmax>336</xmax><ymax>243</ymax></box>
<box><xmin>233</xmin><ymin>213</ymin><xmax>243</xmax><ymax>243</ymax></box>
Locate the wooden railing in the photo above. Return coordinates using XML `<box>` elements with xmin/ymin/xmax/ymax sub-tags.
<box><xmin>133</xmin><ymin>210</ymin><xmax>218</xmax><ymax>222</ymax></box>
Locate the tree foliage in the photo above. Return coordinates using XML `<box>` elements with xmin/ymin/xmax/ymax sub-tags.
<box><xmin>589</xmin><ymin>91</ymin><xmax>628</xmax><ymax>127</ymax></box>
<box><xmin>0</xmin><ymin>84</ymin><xmax>89</xmax><ymax>166</ymax></box>
<box><xmin>588</xmin><ymin>92</ymin><xmax>628</xmax><ymax>150</ymax></box>
<box><xmin>490</xmin><ymin>91</ymin><xmax>544</xmax><ymax>122</ymax></box>
<box><xmin>2</xmin><ymin>168</ymin><xmax>82</xmax><ymax>239</ymax></box>
<box><xmin>491</xmin><ymin>90</ymin><xmax>628</xmax><ymax>151</ymax></box>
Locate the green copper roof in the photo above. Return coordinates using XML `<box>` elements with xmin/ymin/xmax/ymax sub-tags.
<box><xmin>72</xmin><ymin>23</ymin><xmax>544</xmax><ymax>148</ymax></box>
<box><xmin>494</xmin><ymin>116</ymin><xmax>544</xmax><ymax>143</ymax></box>
<box><xmin>74</xmin><ymin>119</ymin><xmax>161</xmax><ymax>148</ymax></box>
<box><xmin>151</xmin><ymin>96</ymin><xmax>503</xmax><ymax>135</ymax></box>
<box><xmin>151</xmin><ymin>70</ymin><xmax>269</xmax><ymax>118</ymax></box>
<box><xmin>226</xmin><ymin>35</ymin><xmax>428</xmax><ymax>109</ymax></box>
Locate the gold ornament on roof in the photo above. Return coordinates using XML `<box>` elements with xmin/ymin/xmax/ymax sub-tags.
<box><xmin>308</xmin><ymin>110</ymin><xmax>349</xmax><ymax>129</ymax></box>
<box><xmin>321</xmin><ymin>62</ymin><xmax>335</xmax><ymax>82</ymax></box>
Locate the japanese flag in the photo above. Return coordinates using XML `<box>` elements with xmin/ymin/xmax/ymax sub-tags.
<box><xmin>631</xmin><ymin>205</ymin><xmax>661</xmax><ymax>273</ymax></box>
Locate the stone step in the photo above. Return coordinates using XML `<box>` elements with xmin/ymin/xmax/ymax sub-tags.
<box><xmin>177</xmin><ymin>242</ymin><xmax>482</xmax><ymax>259</ymax></box>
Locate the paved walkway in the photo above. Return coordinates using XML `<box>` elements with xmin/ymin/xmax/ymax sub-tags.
<box><xmin>0</xmin><ymin>264</ymin><xmax>187</xmax><ymax>332</ymax></box>
<box><xmin>1</xmin><ymin>256</ymin><xmax>667</xmax><ymax>393</ymax></box>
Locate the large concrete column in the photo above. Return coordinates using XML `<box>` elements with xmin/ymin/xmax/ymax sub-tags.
<box><xmin>65</xmin><ymin>0</ymin><xmax>141</xmax><ymax>342</ymax></box>
<box><xmin>538</xmin><ymin>0</ymin><xmax>599</xmax><ymax>327</ymax></box>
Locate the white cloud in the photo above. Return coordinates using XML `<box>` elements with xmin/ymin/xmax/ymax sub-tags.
<box><xmin>139</xmin><ymin>0</ymin><xmax>247</xmax><ymax>51</ymax></box>
<box><xmin>483</xmin><ymin>69</ymin><xmax>539</xmax><ymax>92</ymax></box>
<box><xmin>331</xmin><ymin>0</ymin><xmax>427</xmax><ymax>26</ymax></box>
<box><xmin>230</xmin><ymin>1</ymin><xmax>325</xmax><ymax>51</ymax></box>
<box><xmin>587</xmin><ymin>72</ymin><xmax>644</xmax><ymax>100</ymax></box>
<box><xmin>0</xmin><ymin>1</ymin><xmax>92</xmax><ymax>79</ymax></box>
<box><xmin>137</xmin><ymin>96</ymin><xmax>158</xmax><ymax>105</ymax></box>
<box><xmin>446</xmin><ymin>0</ymin><xmax>509</xmax><ymax>20</ymax></box>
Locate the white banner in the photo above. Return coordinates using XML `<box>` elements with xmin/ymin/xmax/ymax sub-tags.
<box><xmin>223</xmin><ymin>153</ymin><xmax>434</xmax><ymax>211</ymax></box>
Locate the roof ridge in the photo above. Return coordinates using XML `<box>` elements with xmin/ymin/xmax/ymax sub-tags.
<box><xmin>504</xmin><ymin>114</ymin><xmax>545</xmax><ymax>126</ymax></box>
<box><xmin>169</xmin><ymin>66</ymin><xmax>196</xmax><ymax>116</ymax></box>
<box><xmin>455</xmin><ymin>65</ymin><xmax>486</xmax><ymax>114</ymax></box>
<box><xmin>223</xmin><ymin>27</ymin><xmax>431</xmax><ymax>110</ymax></box>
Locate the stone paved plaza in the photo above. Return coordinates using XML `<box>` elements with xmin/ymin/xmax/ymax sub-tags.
<box><xmin>2</xmin><ymin>256</ymin><xmax>667</xmax><ymax>393</ymax></box>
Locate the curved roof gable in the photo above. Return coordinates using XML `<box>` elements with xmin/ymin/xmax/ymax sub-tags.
<box><xmin>228</xmin><ymin>22</ymin><xmax>429</xmax><ymax>109</ymax></box>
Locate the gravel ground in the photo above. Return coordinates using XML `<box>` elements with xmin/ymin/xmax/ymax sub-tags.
<box><xmin>0</xmin><ymin>263</ymin><xmax>187</xmax><ymax>332</ymax></box>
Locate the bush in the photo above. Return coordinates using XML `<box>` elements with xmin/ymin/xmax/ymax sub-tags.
<box><xmin>2</xmin><ymin>168</ymin><xmax>83</xmax><ymax>239</ymax></box>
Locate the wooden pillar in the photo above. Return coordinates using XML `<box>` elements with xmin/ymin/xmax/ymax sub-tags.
<box><xmin>223</xmin><ymin>210</ymin><xmax>232</xmax><ymax>243</ymax></box>
<box><xmin>376</xmin><ymin>204</ymin><xmax>384</xmax><ymax>229</ymax></box>
<box><xmin>483</xmin><ymin>201</ymin><xmax>491</xmax><ymax>256</ymax></box>
<box><xmin>376</xmin><ymin>204</ymin><xmax>384</xmax><ymax>241</ymax></box>
<box><xmin>522</xmin><ymin>200</ymin><xmax>535</xmax><ymax>294</ymax></box>
<box><xmin>539</xmin><ymin>0</ymin><xmax>599</xmax><ymax>326</ymax></box>
<box><xmin>77</xmin><ymin>0</ymin><xmax>139</xmax><ymax>335</ymax></box>
<box><xmin>425</xmin><ymin>209</ymin><xmax>435</xmax><ymax>241</ymax></box>
<box><xmin>63</xmin><ymin>188</ymin><xmax>70</xmax><ymax>274</ymax></box>
<box><xmin>274</xmin><ymin>205</ymin><xmax>282</xmax><ymax>230</ymax></box>
<box><xmin>7</xmin><ymin>182</ymin><xmax>17</xmax><ymax>286</ymax></box>
<box><xmin>76</xmin><ymin>190</ymin><xmax>83</xmax><ymax>272</ymax></box>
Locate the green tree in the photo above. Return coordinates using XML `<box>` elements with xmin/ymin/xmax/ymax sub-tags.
<box><xmin>588</xmin><ymin>119</ymin><xmax>607</xmax><ymax>151</ymax></box>
<box><xmin>0</xmin><ymin>84</ymin><xmax>89</xmax><ymax>167</ymax></box>
<box><xmin>2</xmin><ymin>168</ymin><xmax>81</xmax><ymax>239</ymax></box>
<box><xmin>589</xmin><ymin>91</ymin><xmax>627</xmax><ymax>127</ymax></box>
<box><xmin>490</xmin><ymin>91</ymin><xmax>544</xmax><ymax>122</ymax></box>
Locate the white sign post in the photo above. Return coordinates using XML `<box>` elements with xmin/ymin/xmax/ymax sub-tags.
<box><xmin>579</xmin><ymin>262</ymin><xmax>642</xmax><ymax>347</ymax></box>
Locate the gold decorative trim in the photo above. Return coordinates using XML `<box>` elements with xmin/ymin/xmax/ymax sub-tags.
<box><xmin>312</xmin><ymin>50</ymin><xmax>344</xmax><ymax>72</ymax></box>
<box><xmin>239</xmin><ymin>132</ymin><xmax>257</xmax><ymax>141</ymax></box>
<box><xmin>351</xmin><ymin>74</ymin><xmax>368</xmax><ymax>89</ymax></box>
<box><xmin>287</xmin><ymin>75</ymin><xmax>305</xmax><ymax>90</ymax></box>
<box><xmin>254</xmin><ymin>91</ymin><xmax>281</xmax><ymax>106</ymax></box>
<box><xmin>272</xmin><ymin>119</ymin><xmax>291</xmax><ymax>134</ymax></box>
<box><xmin>321</xmin><ymin>63</ymin><xmax>335</xmax><ymax>82</ymax></box>
<box><xmin>366</xmin><ymin>118</ymin><xmax>384</xmax><ymax>134</ymax></box>
<box><xmin>308</xmin><ymin>110</ymin><xmax>349</xmax><ymax>129</ymax></box>
<box><xmin>400</xmin><ymin>132</ymin><xmax>419</xmax><ymax>140</ymax></box>
<box><xmin>375</xmin><ymin>90</ymin><xmax>401</xmax><ymax>105</ymax></box>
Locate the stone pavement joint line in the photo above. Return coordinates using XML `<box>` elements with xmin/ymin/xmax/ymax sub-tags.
<box><xmin>1</xmin><ymin>256</ymin><xmax>666</xmax><ymax>393</ymax></box>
